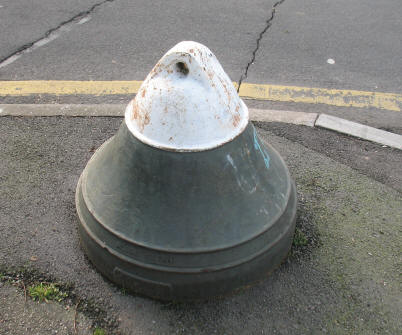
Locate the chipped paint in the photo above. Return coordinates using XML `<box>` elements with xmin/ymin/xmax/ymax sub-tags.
<box><xmin>253</xmin><ymin>127</ymin><xmax>270</xmax><ymax>169</ymax></box>
<box><xmin>124</xmin><ymin>41</ymin><xmax>249</xmax><ymax>152</ymax></box>
<box><xmin>226</xmin><ymin>153</ymin><xmax>258</xmax><ymax>194</ymax></box>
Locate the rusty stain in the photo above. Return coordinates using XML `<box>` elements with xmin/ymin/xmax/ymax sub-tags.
<box><xmin>232</xmin><ymin>114</ymin><xmax>241</xmax><ymax>127</ymax></box>
<box><xmin>131</xmin><ymin>99</ymin><xmax>150</xmax><ymax>133</ymax></box>
<box><xmin>150</xmin><ymin>63</ymin><xmax>165</xmax><ymax>79</ymax></box>
<box><xmin>221</xmin><ymin>80</ymin><xmax>230</xmax><ymax>104</ymax></box>
<box><xmin>231</xmin><ymin>105</ymin><xmax>241</xmax><ymax>127</ymax></box>
<box><xmin>144</xmin><ymin>113</ymin><xmax>150</xmax><ymax>125</ymax></box>
<box><xmin>131</xmin><ymin>100</ymin><xmax>139</xmax><ymax>120</ymax></box>
<box><xmin>125</xmin><ymin>42</ymin><xmax>248</xmax><ymax>152</ymax></box>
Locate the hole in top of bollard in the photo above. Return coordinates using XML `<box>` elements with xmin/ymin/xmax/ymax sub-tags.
<box><xmin>175</xmin><ymin>62</ymin><xmax>189</xmax><ymax>76</ymax></box>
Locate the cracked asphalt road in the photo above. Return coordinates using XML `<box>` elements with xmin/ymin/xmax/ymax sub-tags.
<box><xmin>237</xmin><ymin>0</ymin><xmax>286</xmax><ymax>89</ymax></box>
<box><xmin>0</xmin><ymin>0</ymin><xmax>101</xmax><ymax>61</ymax></box>
<box><xmin>1</xmin><ymin>0</ymin><xmax>401</xmax><ymax>96</ymax></box>
<box><xmin>0</xmin><ymin>0</ymin><xmax>276</xmax><ymax>82</ymax></box>
<box><xmin>1</xmin><ymin>0</ymin><xmax>401</xmax><ymax>129</ymax></box>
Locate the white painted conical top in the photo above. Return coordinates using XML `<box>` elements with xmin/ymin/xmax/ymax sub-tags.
<box><xmin>125</xmin><ymin>41</ymin><xmax>249</xmax><ymax>151</ymax></box>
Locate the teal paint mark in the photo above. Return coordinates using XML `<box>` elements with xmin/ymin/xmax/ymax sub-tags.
<box><xmin>253</xmin><ymin>127</ymin><xmax>270</xmax><ymax>169</ymax></box>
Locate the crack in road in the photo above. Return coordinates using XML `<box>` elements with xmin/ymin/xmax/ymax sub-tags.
<box><xmin>237</xmin><ymin>0</ymin><xmax>286</xmax><ymax>92</ymax></box>
<box><xmin>0</xmin><ymin>0</ymin><xmax>117</xmax><ymax>69</ymax></box>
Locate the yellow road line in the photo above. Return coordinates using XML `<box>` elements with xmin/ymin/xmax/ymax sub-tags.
<box><xmin>239</xmin><ymin>83</ymin><xmax>402</xmax><ymax>112</ymax></box>
<box><xmin>1</xmin><ymin>80</ymin><xmax>401</xmax><ymax>112</ymax></box>
<box><xmin>0</xmin><ymin>81</ymin><xmax>143</xmax><ymax>96</ymax></box>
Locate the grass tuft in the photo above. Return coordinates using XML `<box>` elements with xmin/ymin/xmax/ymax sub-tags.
<box><xmin>28</xmin><ymin>283</ymin><xmax>68</xmax><ymax>303</ymax></box>
<box><xmin>93</xmin><ymin>328</ymin><xmax>107</xmax><ymax>335</ymax></box>
<box><xmin>292</xmin><ymin>228</ymin><xmax>308</xmax><ymax>247</ymax></box>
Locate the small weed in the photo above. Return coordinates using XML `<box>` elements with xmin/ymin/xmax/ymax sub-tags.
<box><xmin>292</xmin><ymin>228</ymin><xmax>308</xmax><ymax>247</ymax></box>
<box><xmin>0</xmin><ymin>267</ymin><xmax>118</xmax><ymax>333</ymax></box>
<box><xmin>93</xmin><ymin>328</ymin><xmax>107</xmax><ymax>335</ymax></box>
<box><xmin>28</xmin><ymin>283</ymin><xmax>68</xmax><ymax>303</ymax></box>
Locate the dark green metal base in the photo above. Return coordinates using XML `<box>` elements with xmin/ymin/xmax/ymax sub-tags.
<box><xmin>76</xmin><ymin>178</ymin><xmax>296</xmax><ymax>301</ymax></box>
<box><xmin>76</xmin><ymin>122</ymin><xmax>297</xmax><ymax>301</ymax></box>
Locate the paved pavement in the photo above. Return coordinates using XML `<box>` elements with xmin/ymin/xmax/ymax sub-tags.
<box><xmin>2</xmin><ymin>0</ymin><xmax>401</xmax><ymax>92</ymax></box>
<box><xmin>0</xmin><ymin>0</ymin><xmax>274</xmax><ymax>82</ymax></box>
<box><xmin>248</xmin><ymin>0</ymin><xmax>402</xmax><ymax>93</ymax></box>
<box><xmin>0</xmin><ymin>0</ymin><xmax>101</xmax><ymax>61</ymax></box>
<box><xmin>1</xmin><ymin>0</ymin><xmax>401</xmax><ymax>129</ymax></box>
<box><xmin>1</xmin><ymin>117</ymin><xmax>401</xmax><ymax>334</ymax></box>
<box><xmin>0</xmin><ymin>282</ymin><xmax>93</xmax><ymax>335</ymax></box>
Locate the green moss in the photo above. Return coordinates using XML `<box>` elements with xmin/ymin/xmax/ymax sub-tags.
<box><xmin>28</xmin><ymin>283</ymin><xmax>68</xmax><ymax>303</ymax></box>
<box><xmin>294</xmin><ymin>163</ymin><xmax>402</xmax><ymax>334</ymax></box>
<box><xmin>93</xmin><ymin>328</ymin><xmax>107</xmax><ymax>335</ymax></box>
<box><xmin>292</xmin><ymin>228</ymin><xmax>308</xmax><ymax>247</ymax></box>
<box><xmin>0</xmin><ymin>266</ymin><xmax>117</xmax><ymax>333</ymax></box>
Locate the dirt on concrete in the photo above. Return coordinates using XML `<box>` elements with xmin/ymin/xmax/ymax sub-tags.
<box><xmin>0</xmin><ymin>117</ymin><xmax>401</xmax><ymax>334</ymax></box>
<box><xmin>256</xmin><ymin>121</ymin><xmax>402</xmax><ymax>193</ymax></box>
<box><xmin>0</xmin><ymin>280</ymin><xmax>92</xmax><ymax>335</ymax></box>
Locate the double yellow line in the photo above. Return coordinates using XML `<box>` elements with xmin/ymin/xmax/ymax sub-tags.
<box><xmin>1</xmin><ymin>80</ymin><xmax>401</xmax><ymax>112</ymax></box>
